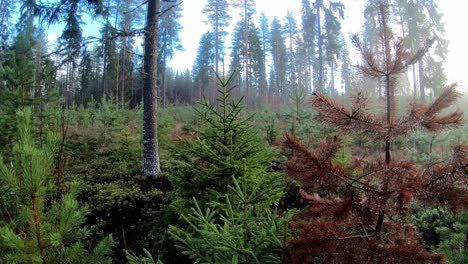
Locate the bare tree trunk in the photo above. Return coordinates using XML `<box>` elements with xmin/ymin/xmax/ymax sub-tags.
<box><xmin>412</xmin><ymin>63</ymin><xmax>417</xmax><ymax>97</ymax></box>
<box><xmin>120</xmin><ymin>0</ymin><xmax>130</xmax><ymax>107</ymax></box>
<box><xmin>215</xmin><ymin>1</ymin><xmax>219</xmax><ymax>74</ymax></box>
<box><xmin>142</xmin><ymin>0</ymin><xmax>161</xmax><ymax>177</ymax></box>
<box><xmin>114</xmin><ymin>8</ymin><xmax>120</xmax><ymax>106</ymax></box>
<box><xmin>244</xmin><ymin>1</ymin><xmax>249</xmax><ymax>108</ymax></box>
<box><xmin>161</xmin><ymin>51</ymin><xmax>167</xmax><ymax>108</ymax></box>
<box><xmin>316</xmin><ymin>0</ymin><xmax>323</xmax><ymax>93</ymax></box>
<box><xmin>330</xmin><ymin>60</ymin><xmax>335</xmax><ymax>95</ymax></box>
<box><xmin>418</xmin><ymin>60</ymin><xmax>425</xmax><ymax>102</ymax></box>
<box><xmin>381</xmin><ymin>3</ymin><xmax>392</xmax><ymax>165</ymax></box>
<box><xmin>308</xmin><ymin>50</ymin><xmax>312</xmax><ymax>95</ymax></box>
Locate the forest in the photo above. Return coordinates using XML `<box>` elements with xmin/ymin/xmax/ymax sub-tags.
<box><xmin>0</xmin><ymin>0</ymin><xmax>466</xmax><ymax>263</ymax></box>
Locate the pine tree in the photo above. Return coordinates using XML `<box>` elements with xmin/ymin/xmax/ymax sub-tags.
<box><xmin>323</xmin><ymin>1</ymin><xmax>344</xmax><ymax>95</ymax></box>
<box><xmin>202</xmin><ymin>0</ymin><xmax>231</xmax><ymax>75</ymax></box>
<box><xmin>142</xmin><ymin>0</ymin><xmax>165</xmax><ymax>178</ymax></box>
<box><xmin>171</xmin><ymin>72</ymin><xmax>275</xmax><ymax>210</ymax></box>
<box><xmin>0</xmin><ymin>109</ymin><xmax>113</xmax><ymax>263</ymax></box>
<box><xmin>270</xmin><ymin>17</ymin><xmax>287</xmax><ymax>101</ymax></box>
<box><xmin>79</xmin><ymin>47</ymin><xmax>95</xmax><ymax>106</ymax></box>
<box><xmin>169</xmin><ymin>73</ymin><xmax>290</xmax><ymax>263</ymax></box>
<box><xmin>294</xmin><ymin>37</ymin><xmax>310</xmax><ymax>95</ymax></box>
<box><xmin>340</xmin><ymin>42</ymin><xmax>352</xmax><ymax>95</ymax></box>
<box><xmin>159</xmin><ymin>0</ymin><xmax>183</xmax><ymax>107</ymax></box>
<box><xmin>100</xmin><ymin>15</ymin><xmax>118</xmax><ymax>101</ymax></box>
<box><xmin>247</xmin><ymin>22</ymin><xmax>265</xmax><ymax>105</ymax></box>
<box><xmin>0</xmin><ymin>20</ymin><xmax>52</xmax><ymax>156</ymax></box>
<box><xmin>230</xmin><ymin>19</ymin><xmax>264</xmax><ymax>106</ymax></box>
<box><xmin>233</xmin><ymin>0</ymin><xmax>256</xmax><ymax>107</ymax></box>
<box><xmin>0</xmin><ymin>0</ymin><xmax>15</xmax><ymax>70</ymax></box>
<box><xmin>117</xmin><ymin>0</ymin><xmax>145</xmax><ymax>107</ymax></box>
<box><xmin>393</xmin><ymin>0</ymin><xmax>448</xmax><ymax>101</ymax></box>
<box><xmin>301</xmin><ymin>0</ymin><xmax>317</xmax><ymax>95</ymax></box>
<box><xmin>313</xmin><ymin>0</ymin><xmax>344</xmax><ymax>93</ymax></box>
<box><xmin>258</xmin><ymin>13</ymin><xmax>269</xmax><ymax>103</ymax></box>
<box><xmin>229</xmin><ymin>21</ymin><xmax>245</xmax><ymax>99</ymax></box>
<box><xmin>193</xmin><ymin>31</ymin><xmax>215</xmax><ymax>102</ymax></box>
<box><xmin>284</xmin><ymin>11</ymin><xmax>298</xmax><ymax>94</ymax></box>
<box><xmin>282</xmin><ymin>2</ymin><xmax>465</xmax><ymax>263</ymax></box>
<box><xmin>362</xmin><ymin>0</ymin><xmax>385</xmax><ymax>96</ymax></box>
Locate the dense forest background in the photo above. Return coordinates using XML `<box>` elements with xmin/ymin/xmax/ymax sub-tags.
<box><xmin>1</xmin><ymin>0</ymin><xmax>466</xmax><ymax>107</ymax></box>
<box><xmin>0</xmin><ymin>0</ymin><xmax>466</xmax><ymax>263</ymax></box>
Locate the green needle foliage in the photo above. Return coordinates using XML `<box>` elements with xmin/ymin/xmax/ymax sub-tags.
<box><xmin>0</xmin><ymin>108</ymin><xmax>114</xmax><ymax>264</ymax></box>
<box><xmin>170</xmin><ymin>72</ymin><xmax>278</xmax><ymax>212</ymax></box>
<box><xmin>169</xmin><ymin>176</ymin><xmax>292</xmax><ymax>264</ymax></box>
<box><xmin>169</xmin><ymin>72</ymin><xmax>291</xmax><ymax>263</ymax></box>
<box><xmin>125</xmin><ymin>248</ymin><xmax>162</xmax><ymax>264</ymax></box>
<box><xmin>411</xmin><ymin>205</ymin><xmax>468</xmax><ymax>264</ymax></box>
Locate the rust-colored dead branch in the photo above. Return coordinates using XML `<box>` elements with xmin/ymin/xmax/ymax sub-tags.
<box><xmin>284</xmin><ymin>2</ymin><xmax>465</xmax><ymax>263</ymax></box>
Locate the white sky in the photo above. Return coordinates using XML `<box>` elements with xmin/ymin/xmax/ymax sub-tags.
<box><xmin>168</xmin><ymin>0</ymin><xmax>468</xmax><ymax>92</ymax></box>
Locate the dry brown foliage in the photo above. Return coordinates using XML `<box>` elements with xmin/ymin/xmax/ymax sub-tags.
<box><xmin>283</xmin><ymin>2</ymin><xmax>466</xmax><ymax>262</ymax></box>
<box><xmin>282</xmin><ymin>134</ymin><xmax>466</xmax><ymax>263</ymax></box>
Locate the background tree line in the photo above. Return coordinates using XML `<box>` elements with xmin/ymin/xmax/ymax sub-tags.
<box><xmin>0</xmin><ymin>0</ymin><xmax>450</xmax><ymax>111</ymax></box>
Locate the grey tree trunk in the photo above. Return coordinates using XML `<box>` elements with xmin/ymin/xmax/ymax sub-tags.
<box><xmin>418</xmin><ymin>60</ymin><xmax>425</xmax><ymax>102</ymax></box>
<box><xmin>142</xmin><ymin>0</ymin><xmax>161</xmax><ymax>177</ymax></box>
<box><xmin>244</xmin><ymin>1</ymin><xmax>250</xmax><ymax>107</ymax></box>
<box><xmin>316</xmin><ymin>1</ymin><xmax>323</xmax><ymax>92</ymax></box>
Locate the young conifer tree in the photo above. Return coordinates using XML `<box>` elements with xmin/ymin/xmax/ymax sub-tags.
<box><xmin>0</xmin><ymin>109</ymin><xmax>113</xmax><ymax>263</ymax></box>
<box><xmin>282</xmin><ymin>2</ymin><xmax>466</xmax><ymax>263</ymax></box>
<box><xmin>171</xmin><ymin>72</ymin><xmax>280</xmax><ymax>212</ymax></box>
<box><xmin>169</xmin><ymin>73</ymin><xmax>290</xmax><ymax>263</ymax></box>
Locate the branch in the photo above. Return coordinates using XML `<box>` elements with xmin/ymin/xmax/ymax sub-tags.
<box><xmin>333</xmin><ymin>233</ymin><xmax>376</xmax><ymax>240</ymax></box>
<box><xmin>158</xmin><ymin>0</ymin><xmax>183</xmax><ymax>15</ymax></box>
<box><xmin>310</xmin><ymin>92</ymin><xmax>386</xmax><ymax>138</ymax></box>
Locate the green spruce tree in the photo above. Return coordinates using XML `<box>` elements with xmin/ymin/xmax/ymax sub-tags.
<box><xmin>0</xmin><ymin>109</ymin><xmax>113</xmax><ymax>263</ymax></box>
<box><xmin>169</xmin><ymin>73</ymin><xmax>291</xmax><ymax>263</ymax></box>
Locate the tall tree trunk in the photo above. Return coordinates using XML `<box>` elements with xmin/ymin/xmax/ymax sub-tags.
<box><xmin>412</xmin><ymin>63</ymin><xmax>417</xmax><ymax>97</ymax></box>
<box><xmin>289</xmin><ymin>28</ymin><xmax>295</xmax><ymax>91</ymax></box>
<box><xmin>161</xmin><ymin>47</ymin><xmax>167</xmax><ymax>108</ymax></box>
<box><xmin>381</xmin><ymin>3</ymin><xmax>392</xmax><ymax>164</ymax></box>
<box><xmin>418</xmin><ymin>60</ymin><xmax>425</xmax><ymax>102</ymax></box>
<box><xmin>142</xmin><ymin>0</ymin><xmax>161</xmax><ymax>178</ymax></box>
<box><xmin>120</xmin><ymin>0</ymin><xmax>130</xmax><ymax>107</ymax></box>
<box><xmin>330</xmin><ymin>60</ymin><xmax>334</xmax><ymax>95</ymax></box>
<box><xmin>261</xmin><ymin>25</ymin><xmax>266</xmax><ymax>103</ymax></box>
<box><xmin>120</xmin><ymin>36</ymin><xmax>127</xmax><ymax>107</ymax></box>
<box><xmin>316</xmin><ymin>1</ymin><xmax>323</xmax><ymax>93</ymax></box>
<box><xmin>215</xmin><ymin>1</ymin><xmax>219</xmax><ymax>74</ymax></box>
<box><xmin>308</xmin><ymin>49</ymin><xmax>312</xmax><ymax>95</ymax></box>
<box><xmin>102</xmin><ymin>47</ymin><xmax>108</xmax><ymax>100</ymax></box>
<box><xmin>114</xmin><ymin>9</ymin><xmax>120</xmax><ymax>106</ymax></box>
<box><xmin>244</xmin><ymin>1</ymin><xmax>249</xmax><ymax>107</ymax></box>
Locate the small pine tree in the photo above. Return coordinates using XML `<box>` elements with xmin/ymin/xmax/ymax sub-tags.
<box><xmin>0</xmin><ymin>109</ymin><xmax>113</xmax><ymax>263</ymax></box>
<box><xmin>171</xmin><ymin>72</ymin><xmax>279</xmax><ymax>212</ymax></box>
<box><xmin>169</xmin><ymin>73</ymin><xmax>290</xmax><ymax>262</ymax></box>
<box><xmin>281</xmin><ymin>2</ymin><xmax>466</xmax><ymax>263</ymax></box>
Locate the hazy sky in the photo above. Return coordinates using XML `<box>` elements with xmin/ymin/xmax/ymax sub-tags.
<box><xmin>42</xmin><ymin>0</ymin><xmax>467</xmax><ymax>92</ymax></box>
<box><xmin>168</xmin><ymin>0</ymin><xmax>468</xmax><ymax>91</ymax></box>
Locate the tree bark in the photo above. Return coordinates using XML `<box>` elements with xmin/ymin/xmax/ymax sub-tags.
<box><xmin>316</xmin><ymin>0</ymin><xmax>323</xmax><ymax>93</ymax></box>
<box><xmin>381</xmin><ymin>3</ymin><xmax>392</xmax><ymax>164</ymax></box>
<box><xmin>215</xmin><ymin>1</ymin><xmax>219</xmax><ymax>74</ymax></box>
<box><xmin>142</xmin><ymin>0</ymin><xmax>161</xmax><ymax>177</ymax></box>
<box><xmin>418</xmin><ymin>60</ymin><xmax>425</xmax><ymax>102</ymax></box>
<box><xmin>244</xmin><ymin>0</ymin><xmax>249</xmax><ymax>107</ymax></box>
